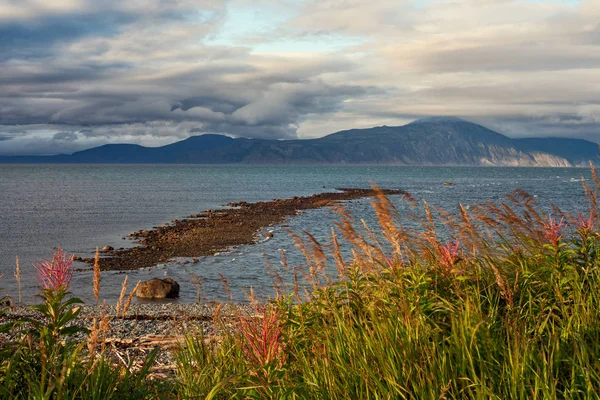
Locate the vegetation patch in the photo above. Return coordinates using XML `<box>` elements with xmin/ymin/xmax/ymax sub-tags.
<box><xmin>3</xmin><ymin>170</ymin><xmax>600</xmax><ymax>398</ymax></box>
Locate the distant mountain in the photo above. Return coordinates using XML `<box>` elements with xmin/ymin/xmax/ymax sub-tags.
<box><xmin>1</xmin><ymin>118</ymin><xmax>597</xmax><ymax>166</ymax></box>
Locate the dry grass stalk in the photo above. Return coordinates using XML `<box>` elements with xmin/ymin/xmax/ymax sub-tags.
<box><xmin>93</xmin><ymin>247</ymin><xmax>101</xmax><ymax>305</ymax></box>
<box><xmin>288</xmin><ymin>230</ymin><xmax>319</xmax><ymax>288</ymax></box>
<box><xmin>246</xmin><ymin>286</ymin><xmax>258</xmax><ymax>308</ymax></box>
<box><xmin>121</xmin><ymin>280</ymin><xmax>140</xmax><ymax>318</ymax></box>
<box><xmin>14</xmin><ymin>256</ymin><xmax>21</xmax><ymax>305</ymax></box>
<box><xmin>359</xmin><ymin>218</ymin><xmax>388</xmax><ymax>269</ymax></box>
<box><xmin>190</xmin><ymin>272</ymin><xmax>203</xmax><ymax>304</ymax></box>
<box><xmin>423</xmin><ymin>201</ymin><xmax>437</xmax><ymax>242</ymax></box>
<box><xmin>591</xmin><ymin>162</ymin><xmax>600</xmax><ymax>189</ymax></box>
<box><xmin>457</xmin><ymin>204</ymin><xmax>485</xmax><ymax>257</ymax></box>
<box><xmin>372</xmin><ymin>186</ymin><xmax>405</xmax><ymax>257</ymax></box>
<box><xmin>490</xmin><ymin>264</ymin><xmax>514</xmax><ymax>309</ymax></box>
<box><xmin>88</xmin><ymin>317</ymin><xmax>100</xmax><ymax>357</ymax></box>
<box><xmin>213</xmin><ymin>303</ymin><xmax>223</xmax><ymax>328</ymax></box>
<box><xmin>582</xmin><ymin>178</ymin><xmax>599</xmax><ymax>220</ymax></box>
<box><xmin>304</xmin><ymin>231</ymin><xmax>329</xmax><ymax>274</ymax></box>
<box><xmin>332</xmin><ymin>205</ymin><xmax>381</xmax><ymax>268</ymax></box>
<box><xmin>263</xmin><ymin>251</ymin><xmax>285</xmax><ymax>298</ymax></box>
<box><xmin>115</xmin><ymin>275</ymin><xmax>128</xmax><ymax>317</ymax></box>
<box><xmin>333</xmin><ymin>205</ymin><xmax>363</xmax><ymax>248</ymax></box>
<box><xmin>279</xmin><ymin>249</ymin><xmax>289</xmax><ymax>271</ymax></box>
<box><xmin>331</xmin><ymin>228</ymin><xmax>345</xmax><ymax>275</ymax></box>
<box><xmin>292</xmin><ymin>267</ymin><xmax>300</xmax><ymax>302</ymax></box>
<box><xmin>88</xmin><ymin>302</ymin><xmax>111</xmax><ymax>359</ymax></box>
<box><xmin>219</xmin><ymin>273</ymin><xmax>232</xmax><ymax>301</ymax></box>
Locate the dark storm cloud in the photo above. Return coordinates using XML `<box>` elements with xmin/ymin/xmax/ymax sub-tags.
<box><xmin>2</xmin><ymin>0</ymin><xmax>600</xmax><ymax>155</ymax></box>
<box><xmin>0</xmin><ymin>62</ymin><xmax>130</xmax><ymax>85</ymax></box>
<box><xmin>0</xmin><ymin>12</ymin><xmax>134</xmax><ymax>60</ymax></box>
<box><xmin>0</xmin><ymin>0</ymin><xmax>370</xmax><ymax>147</ymax></box>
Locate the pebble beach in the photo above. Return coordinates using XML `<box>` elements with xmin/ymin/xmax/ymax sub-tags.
<box><xmin>1</xmin><ymin>302</ymin><xmax>258</xmax><ymax>376</ymax></box>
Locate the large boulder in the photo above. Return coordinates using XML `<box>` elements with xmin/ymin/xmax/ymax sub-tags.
<box><xmin>136</xmin><ymin>278</ymin><xmax>180</xmax><ymax>299</ymax></box>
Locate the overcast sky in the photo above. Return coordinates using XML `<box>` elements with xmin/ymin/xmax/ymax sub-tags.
<box><xmin>0</xmin><ymin>0</ymin><xmax>598</xmax><ymax>155</ymax></box>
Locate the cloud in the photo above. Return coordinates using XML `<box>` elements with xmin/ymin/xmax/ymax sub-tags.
<box><xmin>1</xmin><ymin>0</ymin><xmax>600</xmax><ymax>155</ymax></box>
<box><xmin>52</xmin><ymin>131</ymin><xmax>78</xmax><ymax>142</ymax></box>
<box><xmin>0</xmin><ymin>12</ymin><xmax>133</xmax><ymax>60</ymax></box>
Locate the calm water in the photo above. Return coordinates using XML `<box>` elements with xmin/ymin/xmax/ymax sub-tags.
<box><xmin>0</xmin><ymin>165</ymin><xmax>592</xmax><ymax>304</ymax></box>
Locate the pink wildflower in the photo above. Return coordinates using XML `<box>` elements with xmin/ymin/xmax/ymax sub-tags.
<box><xmin>237</xmin><ymin>307</ymin><xmax>285</xmax><ymax>367</ymax></box>
<box><xmin>34</xmin><ymin>247</ymin><xmax>73</xmax><ymax>292</ymax></box>
<box><xmin>575</xmin><ymin>212</ymin><xmax>594</xmax><ymax>233</ymax></box>
<box><xmin>542</xmin><ymin>216</ymin><xmax>565</xmax><ymax>247</ymax></box>
<box><xmin>438</xmin><ymin>241</ymin><xmax>460</xmax><ymax>272</ymax></box>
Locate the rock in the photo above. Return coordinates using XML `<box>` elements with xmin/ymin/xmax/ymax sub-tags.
<box><xmin>73</xmin><ymin>256</ymin><xmax>83</xmax><ymax>261</ymax></box>
<box><xmin>136</xmin><ymin>278</ymin><xmax>180</xmax><ymax>299</ymax></box>
<box><xmin>192</xmin><ymin>258</ymin><xmax>199</xmax><ymax>263</ymax></box>
<box><xmin>264</xmin><ymin>232</ymin><xmax>274</xmax><ymax>238</ymax></box>
<box><xmin>443</xmin><ymin>182</ymin><xmax>455</xmax><ymax>186</ymax></box>
<box><xmin>102</xmin><ymin>245</ymin><xmax>114</xmax><ymax>252</ymax></box>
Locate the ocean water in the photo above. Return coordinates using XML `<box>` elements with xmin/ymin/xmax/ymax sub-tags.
<box><xmin>0</xmin><ymin>164</ymin><xmax>592</xmax><ymax>305</ymax></box>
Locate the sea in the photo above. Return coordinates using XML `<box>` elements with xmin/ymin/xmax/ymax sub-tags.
<box><xmin>0</xmin><ymin>164</ymin><xmax>593</xmax><ymax>305</ymax></box>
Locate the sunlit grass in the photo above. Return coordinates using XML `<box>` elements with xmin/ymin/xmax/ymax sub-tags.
<box><xmin>3</xmin><ymin>167</ymin><xmax>600</xmax><ymax>398</ymax></box>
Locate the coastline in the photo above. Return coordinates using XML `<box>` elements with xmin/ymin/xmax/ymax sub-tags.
<box><xmin>1</xmin><ymin>302</ymin><xmax>256</xmax><ymax>375</ymax></box>
<box><xmin>83</xmin><ymin>188</ymin><xmax>407</xmax><ymax>271</ymax></box>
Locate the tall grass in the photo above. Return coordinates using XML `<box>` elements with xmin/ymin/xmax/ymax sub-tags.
<box><xmin>174</xmin><ymin>167</ymin><xmax>600</xmax><ymax>398</ymax></box>
<box><xmin>3</xmin><ymin>169</ymin><xmax>600</xmax><ymax>398</ymax></box>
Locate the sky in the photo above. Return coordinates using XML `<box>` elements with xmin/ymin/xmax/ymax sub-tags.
<box><xmin>0</xmin><ymin>0</ymin><xmax>598</xmax><ymax>155</ymax></box>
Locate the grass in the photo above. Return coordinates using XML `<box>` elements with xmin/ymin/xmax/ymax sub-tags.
<box><xmin>3</xmin><ymin>167</ymin><xmax>600</xmax><ymax>398</ymax></box>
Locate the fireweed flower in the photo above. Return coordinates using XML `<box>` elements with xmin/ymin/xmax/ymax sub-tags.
<box><xmin>237</xmin><ymin>307</ymin><xmax>285</xmax><ymax>367</ymax></box>
<box><xmin>34</xmin><ymin>247</ymin><xmax>73</xmax><ymax>292</ymax></box>
<box><xmin>575</xmin><ymin>211</ymin><xmax>594</xmax><ymax>234</ymax></box>
<box><xmin>542</xmin><ymin>216</ymin><xmax>565</xmax><ymax>247</ymax></box>
<box><xmin>438</xmin><ymin>241</ymin><xmax>460</xmax><ymax>273</ymax></box>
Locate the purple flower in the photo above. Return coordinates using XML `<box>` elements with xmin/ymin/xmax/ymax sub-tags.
<box><xmin>237</xmin><ymin>307</ymin><xmax>285</xmax><ymax>367</ymax></box>
<box><xmin>542</xmin><ymin>216</ymin><xmax>565</xmax><ymax>247</ymax></box>
<box><xmin>438</xmin><ymin>241</ymin><xmax>460</xmax><ymax>272</ymax></box>
<box><xmin>34</xmin><ymin>248</ymin><xmax>73</xmax><ymax>292</ymax></box>
<box><xmin>575</xmin><ymin>212</ymin><xmax>594</xmax><ymax>234</ymax></box>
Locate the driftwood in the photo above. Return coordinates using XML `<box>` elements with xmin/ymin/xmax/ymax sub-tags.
<box><xmin>103</xmin><ymin>334</ymin><xmax>186</xmax><ymax>349</ymax></box>
<box><xmin>95</xmin><ymin>334</ymin><xmax>219</xmax><ymax>379</ymax></box>
<box><xmin>101</xmin><ymin>334</ymin><xmax>220</xmax><ymax>350</ymax></box>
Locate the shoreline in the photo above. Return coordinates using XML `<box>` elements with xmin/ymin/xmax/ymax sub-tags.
<box><xmin>1</xmin><ymin>303</ymin><xmax>256</xmax><ymax>375</ymax></box>
<box><xmin>83</xmin><ymin>188</ymin><xmax>407</xmax><ymax>271</ymax></box>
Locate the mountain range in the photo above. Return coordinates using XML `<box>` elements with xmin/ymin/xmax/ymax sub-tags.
<box><xmin>1</xmin><ymin>117</ymin><xmax>597</xmax><ymax>166</ymax></box>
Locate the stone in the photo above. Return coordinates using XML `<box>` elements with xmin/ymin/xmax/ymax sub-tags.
<box><xmin>136</xmin><ymin>278</ymin><xmax>180</xmax><ymax>299</ymax></box>
<box><xmin>443</xmin><ymin>182</ymin><xmax>455</xmax><ymax>186</ymax></box>
<box><xmin>102</xmin><ymin>245</ymin><xmax>114</xmax><ymax>252</ymax></box>
<box><xmin>73</xmin><ymin>256</ymin><xmax>83</xmax><ymax>261</ymax></box>
<box><xmin>264</xmin><ymin>232</ymin><xmax>274</xmax><ymax>238</ymax></box>
<box><xmin>192</xmin><ymin>258</ymin><xmax>199</xmax><ymax>263</ymax></box>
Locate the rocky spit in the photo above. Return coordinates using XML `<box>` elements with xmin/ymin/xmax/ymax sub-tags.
<box><xmin>82</xmin><ymin>188</ymin><xmax>407</xmax><ymax>271</ymax></box>
<box><xmin>1</xmin><ymin>302</ymin><xmax>257</xmax><ymax>378</ymax></box>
